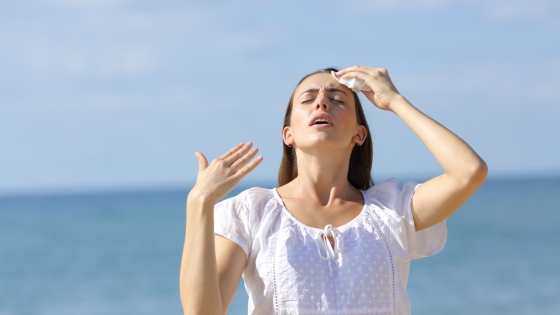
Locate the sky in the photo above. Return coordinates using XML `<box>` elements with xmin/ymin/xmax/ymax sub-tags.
<box><xmin>1</xmin><ymin>0</ymin><xmax>559</xmax><ymax>195</ymax></box>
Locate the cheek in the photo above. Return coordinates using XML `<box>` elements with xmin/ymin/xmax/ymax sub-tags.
<box><xmin>335</xmin><ymin>106</ymin><xmax>358</xmax><ymax>127</ymax></box>
<box><xmin>289</xmin><ymin>107</ymin><xmax>308</xmax><ymax>130</ymax></box>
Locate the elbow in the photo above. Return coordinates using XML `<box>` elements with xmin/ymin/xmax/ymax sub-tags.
<box><xmin>180</xmin><ymin>290</ymin><xmax>224</xmax><ymax>315</ymax></box>
<box><xmin>463</xmin><ymin>159</ymin><xmax>488</xmax><ymax>188</ymax></box>
<box><xmin>181</xmin><ymin>304</ymin><xmax>224</xmax><ymax>315</ymax></box>
<box><xmin>181</xmin><ymin>298</ymin><xmax>225</xmax><ymax>315</ymax></box>
<box><xmin>450</xmin><ymin>157</ymin><xmax>488</xmax><ymax>189</ymax></box>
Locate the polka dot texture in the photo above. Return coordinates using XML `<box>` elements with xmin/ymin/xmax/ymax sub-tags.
<box><xmin>273</xmin><ymin>207</ymin><xmax>394</xmax><ymax>315</ymax></box>
<box><xmin>213</xmin><ymin>178</ymin><xmax>448</xmax><ymax>315</ymax></box>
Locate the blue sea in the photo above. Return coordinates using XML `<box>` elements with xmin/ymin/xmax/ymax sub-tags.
<box><xmin>1</xmin><ymin>177</ymin><xmax>559</xmax><ymax>315</ymax></box>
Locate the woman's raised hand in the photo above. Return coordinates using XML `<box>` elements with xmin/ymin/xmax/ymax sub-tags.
<box><xmin>336</xmin><ymin>65</ymin><xmax>402</xmax><ymax>111</ymax></box>
<box><xmin>188</xmin><ymin>142</ymin><xmax>263</xmax><ymax>205</ymax></box>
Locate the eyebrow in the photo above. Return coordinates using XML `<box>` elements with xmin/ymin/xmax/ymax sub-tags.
<box><xmin>298</xmin><ymin>87</ymin><xmax>349</xmax><ymax>99</ymax></box>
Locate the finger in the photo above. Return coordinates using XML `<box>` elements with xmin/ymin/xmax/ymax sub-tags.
<box><xmin>343</xmin><ymin>71</ymin><xmax>373</xmax><ymax>83</ymax></box>
<box><xmin>195</xmin><ymin>152</ymin><xmax>209</xmax><ymax>172</ymax></box>
<box><xmin>344</xmin><ymin>70</ymin><xmax>385</xmax><ymax>87</ymax></box>
<box><xmin>350</xmin><ymin>70</ymin><xmax>396</xmax><ymax>91</ymax></box>
<box><xmin>230</xmin><ymin>147</ymin><xmax>259</xmax><ymax>170</ymax></box>
<box><xmin>218</xmin><ymin>142</ymin><xmax>245</xmax><ymax>160</ymax></box>
<box><xmin>232</xmin><ymin>155</ymin><xmax>264</xmax><ymax>180</ymax></box>
<box><xmin>336</xmin><ymin>65</ymin><xmax>371</xmax><ymax>77</ymax></box>
<box><xmin>223</xmin><ymin>142</ymin><xmax>253</xmax><ymax>165</ymax></box>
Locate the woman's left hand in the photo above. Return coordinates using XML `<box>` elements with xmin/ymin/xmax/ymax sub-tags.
<box><xmin>335</xmin><ymin>65</ymin><xmax>401</xmax><ymax>111</ymax></box>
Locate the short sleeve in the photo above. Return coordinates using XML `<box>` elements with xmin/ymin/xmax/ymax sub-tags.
<box><xmin>214</xmin><ymin>195</ymin><xmax>252</xmax><ymax>258</ymax></box>
<box><xmin>372</xmin><ymin>178</ymin><xmax>447</xmax><ymax>260</ymax></box>
<box><xmin>398</xmin><ymin>180</ymin><xmax>447</xmax><ymax>259</ymax></box>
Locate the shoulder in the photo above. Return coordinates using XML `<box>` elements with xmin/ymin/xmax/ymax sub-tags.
<box><xmin>215</xmin><ymin>186</ymin><xmax>278</xmax><ymax>215</ymax></box>
<box><xmin>363</xmin><ymin>178</ymin><xmax>420</xmax><ymax>209</ymax></box>
<box><xmin>214</xmin><ymin>186</ymin><xmax>283</xmax><ymax>244</ymax></box>
<box><xmin>363</xmin><ymin>178</ymin><xmax>448</xmax><ymax>259</ymax></box>
<box><xmin>221</xmin><ymin>186</ymin><xmax>275</xmax><ymax>204</ymax></box>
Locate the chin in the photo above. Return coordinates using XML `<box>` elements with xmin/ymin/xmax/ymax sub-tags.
<box><xmin>297</xmin><ymin>138</ymin><xmax>349</xmax><ymax>151</ymax></box>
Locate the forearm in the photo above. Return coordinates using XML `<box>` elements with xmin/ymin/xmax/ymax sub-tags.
<box><xmin>180</xmin><ymin>194</ymin><xmax>224</xmax><ymax>315</ymax></box>
<box><xmin>390</xmin><ymin>95</ymin><xmax>487</xmax><ymax>184</ymax></box>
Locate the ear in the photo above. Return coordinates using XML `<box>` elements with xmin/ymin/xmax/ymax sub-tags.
<box><xmin>283</xmin><ymin>126</ymin><xmax>294</xmax><ymax>147</ymax></box>
<box><xmin>352</xmin><ymin>125</ymin><xmax>367</xmax><ymax>146</ymax></box>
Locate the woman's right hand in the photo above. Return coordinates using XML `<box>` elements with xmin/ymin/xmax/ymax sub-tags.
<box><xmin>188</xmin><ymin>142</ymin><xmax>263</xmax><ymax>206</ymax></box>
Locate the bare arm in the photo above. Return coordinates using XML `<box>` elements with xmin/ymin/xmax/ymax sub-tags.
<box><xmin>180</xmin><ymin>143</ymin><xmax>262</xmax><ymax>315</ymax></box>
<box><xmin>388</xmin><ymin>95</ymin><xmax>487</xmax><ymax>230</ymax></box>
<box><xmin>336</xmin><ymin>66</ymin><xmax>488</xmax><ymax>231</ymax></box>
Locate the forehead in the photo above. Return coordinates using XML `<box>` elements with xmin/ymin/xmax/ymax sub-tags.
<box><xmin>294</xmin><ymin>72</ymin><xmax>353</xmax><ymax>96</ymax></box>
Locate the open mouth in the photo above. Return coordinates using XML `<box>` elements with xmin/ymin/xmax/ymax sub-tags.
<box><xmin>312</xmin><ymin>119</ymin><xmax>331</xmax><ymax>126</ymax></box>
<box><xmin>309</xmin><ymin>115</ymin><xmax>333</xmax><ymax>126</ymax></box>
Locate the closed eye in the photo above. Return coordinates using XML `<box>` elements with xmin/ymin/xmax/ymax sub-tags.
<box><xmin>301</xmin><ymin>98</ymin><xmax>344</xmax><ymax>104</ymax></box>
<box><xmin>331</xmin><ymin>98</ymin><xmax>344</xmax><ymax>104</ymax></box>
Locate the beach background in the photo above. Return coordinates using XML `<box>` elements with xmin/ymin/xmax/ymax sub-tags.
<box><xmin>1</xmin><ymin>0</ymin><xmax>560</xmax><ymax>314</ymax></box>
<box><xmin>1</xmin><ymin>176</ymin><xmax>560</xmax><ymax>314</ymax></box>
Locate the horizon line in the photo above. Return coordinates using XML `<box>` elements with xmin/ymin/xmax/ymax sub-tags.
<box><xmin>1</xmin><ymin>172</ymin><xmax>559</xmax><ymax>199</ymax></box>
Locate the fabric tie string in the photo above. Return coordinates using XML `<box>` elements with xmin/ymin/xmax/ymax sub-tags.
<box><xmin>316</xmin><ymin>224</ymin><xmax>344</xmax><ymax>274</ymax></box>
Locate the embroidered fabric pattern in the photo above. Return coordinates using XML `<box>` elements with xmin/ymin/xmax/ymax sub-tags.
<box><xmin>365</xmin><ymin>209</ymin><xmax>397</xmax><ymax>315</ymax></box>
<box><xmin>213</xmin><ymin>180</ymin><xmax>448</xmax><ymax>315</ymax></box>
<box><xmin>272</xmin><ymin>211</ymin><xmax>395</xmax><ymax>314</ymax></box>
<box><xmin>273</xmin><ymin>233</ymin><xmax>280</xmax><ymax>315</ymax></box>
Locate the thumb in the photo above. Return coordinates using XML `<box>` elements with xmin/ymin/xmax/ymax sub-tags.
<box><xmin>194</xmin><ymin>152</ymin><xmax>208</xmax><ymax>172</ymax></box>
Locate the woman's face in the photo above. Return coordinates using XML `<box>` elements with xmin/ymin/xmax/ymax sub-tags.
<box><xmin>284</xmin><ymin>73</ymin><xmax>367</xmax><ymax>152</ymax></box>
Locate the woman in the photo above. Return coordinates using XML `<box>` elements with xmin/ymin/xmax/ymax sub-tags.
<box><xmin>180</xmin><ymin>66</ymin><xmax>488</xmax><ymax>315</ymax></box>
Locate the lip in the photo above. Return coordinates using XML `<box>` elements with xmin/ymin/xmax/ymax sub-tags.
<box><xmin>309</xmin><ymin>113</ymin><xmax>334</xmax><ymax>127</ymax></box>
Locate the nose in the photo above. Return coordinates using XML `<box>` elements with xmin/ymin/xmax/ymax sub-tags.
<box><xmin>314</xmin><ymin>93</ymin><xmax>329</xmax><ymax>111</ymax></box>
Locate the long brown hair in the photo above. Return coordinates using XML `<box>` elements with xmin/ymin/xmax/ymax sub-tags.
<box><xmin>278</xmin><ymin>68</ymin><xmax>374</xmax><ymax>190</ymax></box>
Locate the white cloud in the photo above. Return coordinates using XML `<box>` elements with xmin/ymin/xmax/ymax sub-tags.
<box><xmin>1</xmin><ymin>0</ymin><xmax>559</xmax><ymax>193</ymax></box>
<box><xmin>333</xmin><ymin>0</ymin><xmax>560</xmax><ymax>29</ymax></box>
<box><xmin>396</xmin><ymin>58</ymin><xmax>560</xmax><ymax>111</ymax></box>
<box><xmin>0</xmin><ymin>1</ymin><xmax>270</xmax><ymax>83</ymax></box>
<box><xmin>338</xmin><ymin>0</ymin><xmax>450</xmax><ymax>12</ymax></box>
<box><xmin>485</xmin><ymin>1</ymin><xmax>560</xmax><ymax>29</ymax></box>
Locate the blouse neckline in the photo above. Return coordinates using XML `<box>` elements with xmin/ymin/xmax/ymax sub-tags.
<box><xmin>271</xmin><ymin>187</ymin><xmax>371</xmax><ymax>234</ymax></box>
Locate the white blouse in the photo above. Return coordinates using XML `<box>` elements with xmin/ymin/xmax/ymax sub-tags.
<box><xmin>214</xmin><ymin>178</ymin><xmax>447</xmax><ymax>315</ymax></box>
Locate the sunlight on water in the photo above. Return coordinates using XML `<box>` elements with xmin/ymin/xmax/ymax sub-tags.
<box><xmin>1</xmin><ymin>177</ymin><xmax>559</xmax><ymax>315</ymax></box>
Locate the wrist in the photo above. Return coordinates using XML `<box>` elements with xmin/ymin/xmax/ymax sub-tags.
<box><xmin>187</xmin><ymin>189</ymin><xmax>218</xmax><ymax>209</ymax></box>
<box><xmin>388</xmin><ymin>94</ymin><xmax>410</xmax><ymax>113</ymax></box>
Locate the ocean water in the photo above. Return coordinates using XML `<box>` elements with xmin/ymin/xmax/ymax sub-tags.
<box><xmin>0</xmin><ymin>177</ymin><xmax>559</xmax><ymax>315</ymax></box>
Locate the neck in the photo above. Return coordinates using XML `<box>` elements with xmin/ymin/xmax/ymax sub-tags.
<box><xmin>290</xmin><ymin>147</ymin><xmax>357</xmax><ymax>205</ymax></box>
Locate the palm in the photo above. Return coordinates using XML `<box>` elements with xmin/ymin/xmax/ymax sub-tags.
<box><xmin>190</xmin><ymin>143</ymin><xmax>263</xmax><ymax>204</ymax></box>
